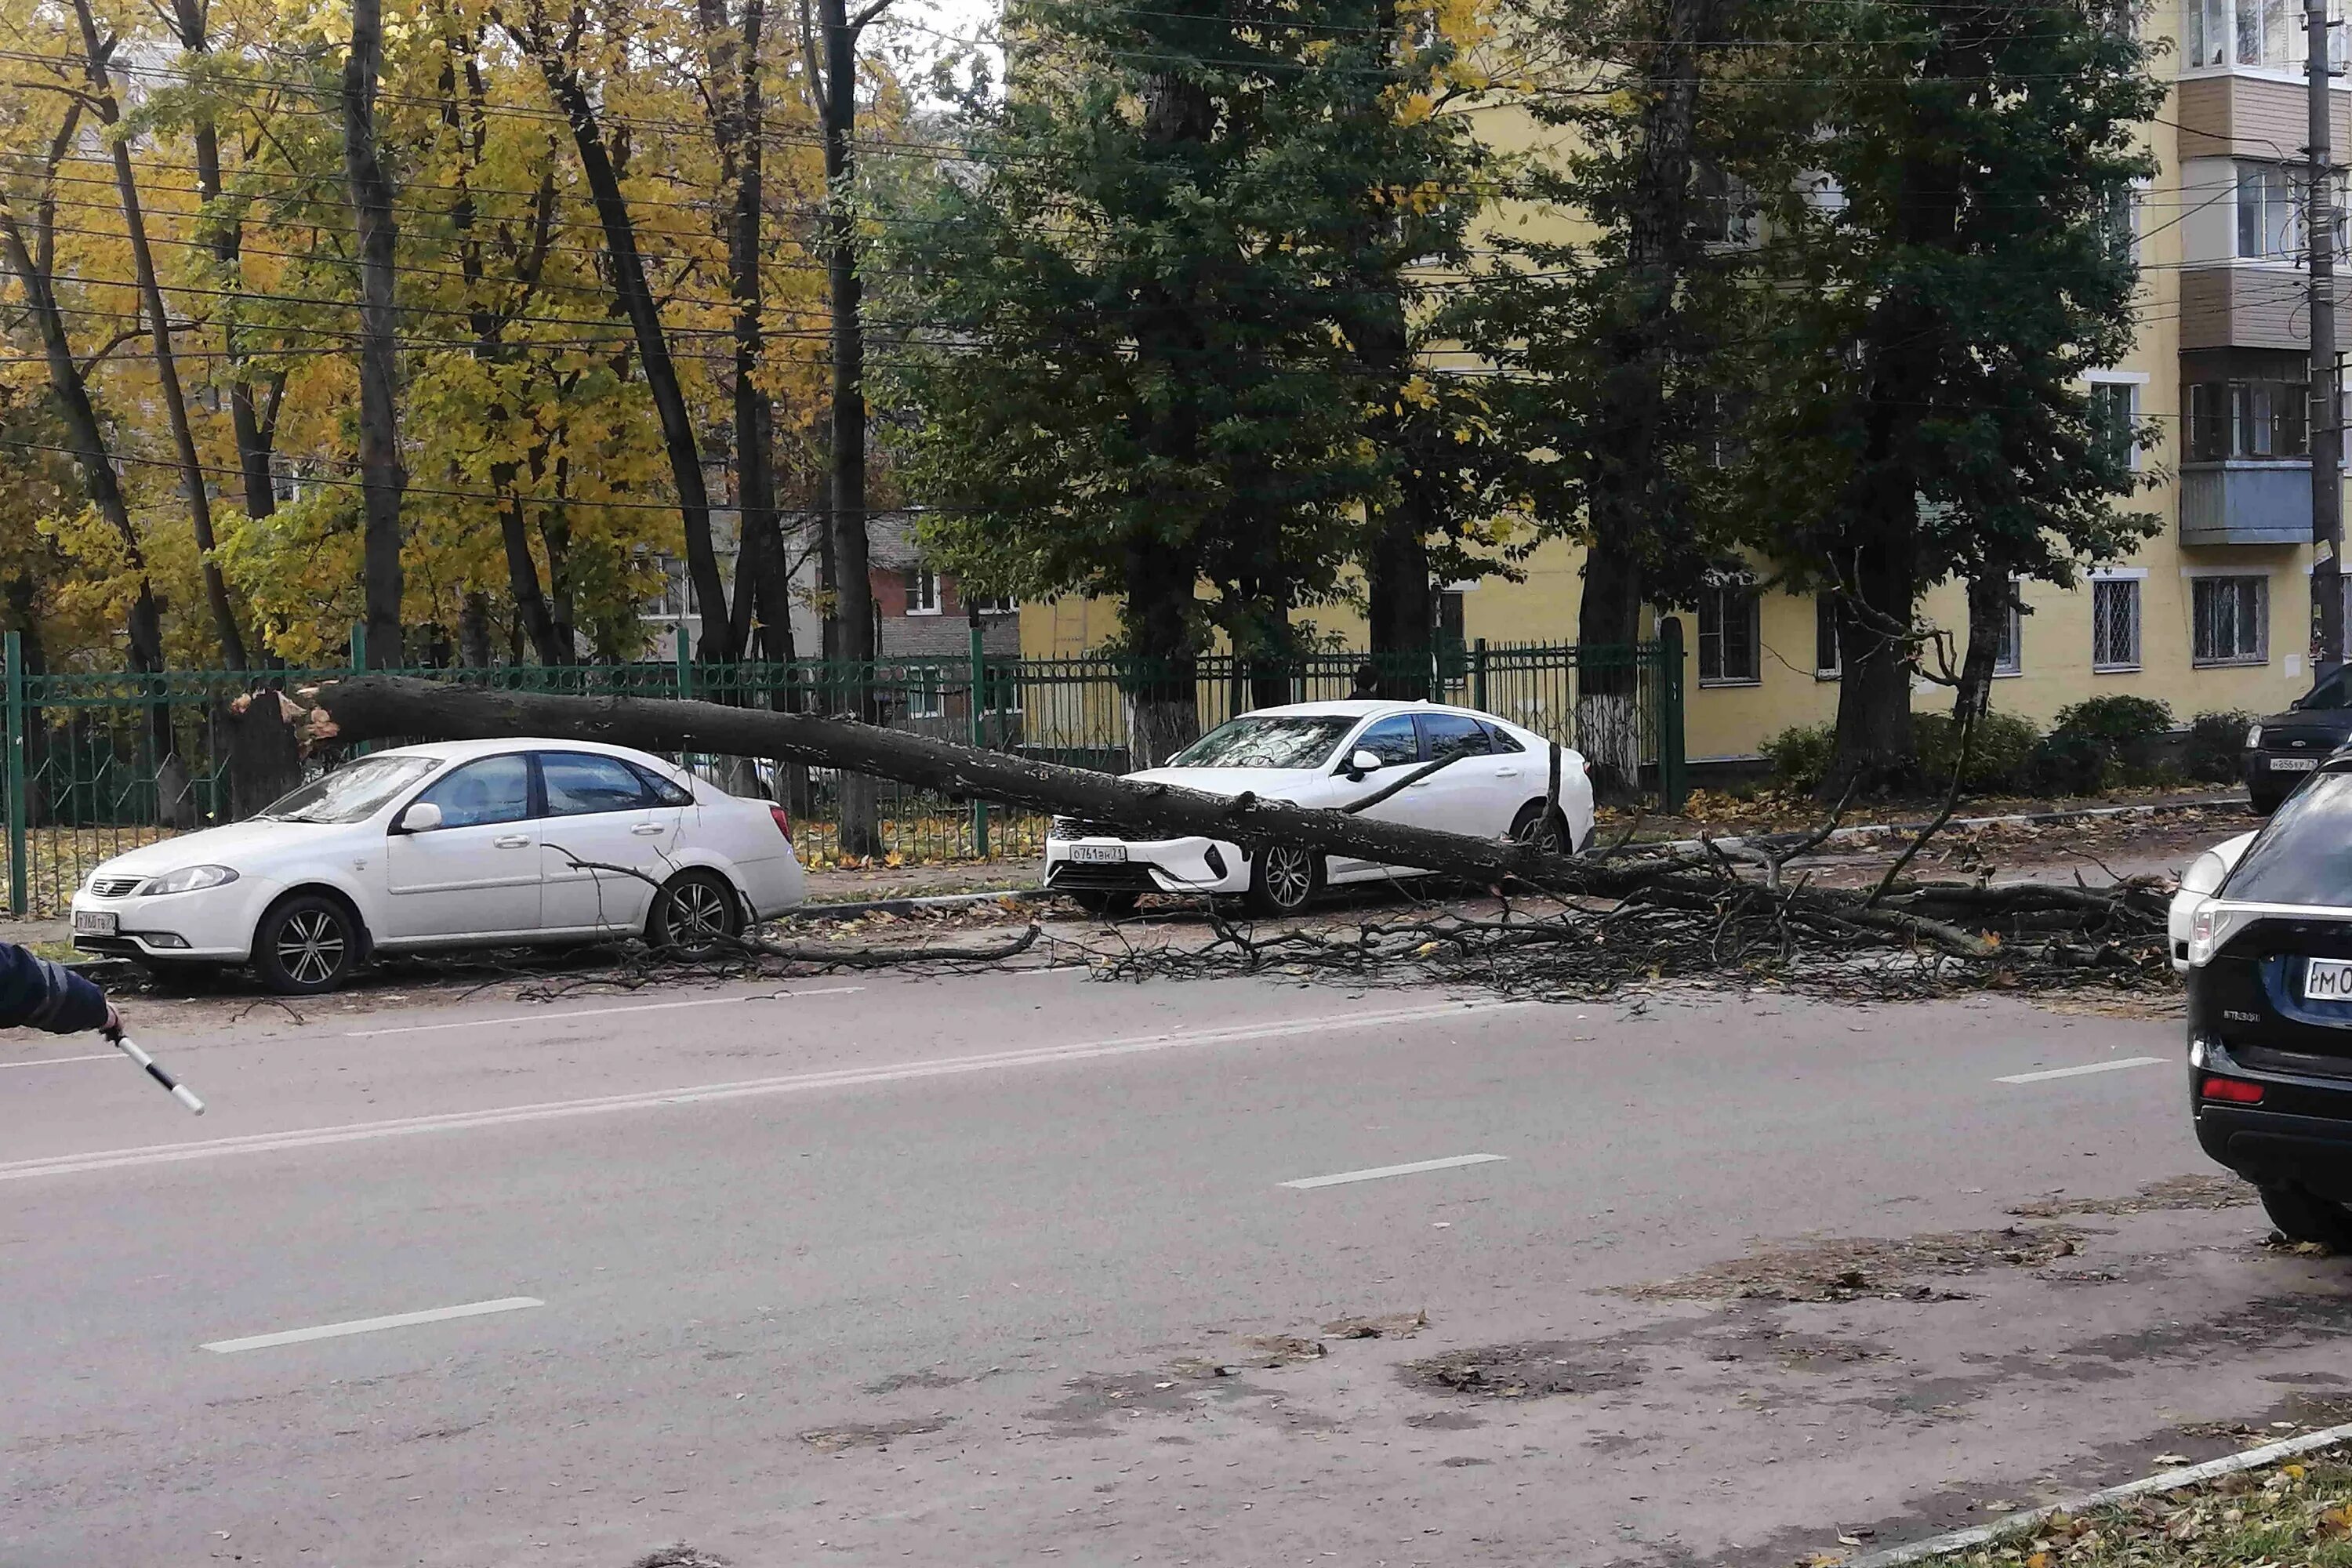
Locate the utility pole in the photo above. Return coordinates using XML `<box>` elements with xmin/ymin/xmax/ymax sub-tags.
<box><xmin>2313</xmin><ymin>0</ymin><xmax>2344</xmax><ymax>681</ymax></box>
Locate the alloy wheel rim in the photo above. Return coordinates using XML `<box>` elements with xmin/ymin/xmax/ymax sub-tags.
<box><xmin>278</xmin><ymin>909</ymin><xmax>346</xmax><ymax>986</ymax></box>
<box><xmin>671</xmin><ymin>881</ymin><xmax>730</xmax><ymax>945</ymax></box>
<box><xmin>1265</xmin><ymin>848</ymin><xmax>1313</xmax><ymax>908</ymax></box>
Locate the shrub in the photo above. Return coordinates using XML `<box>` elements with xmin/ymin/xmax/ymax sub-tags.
<box><xmin>2025</xmin><ymin>732</ymin><xmax>2109</xmax><ymax>796</ymax></box>
<box><xmin>2183</xmin><ymin>710</ymin><xmax>2256</xmax><ymax>784</ymax></box>
<box><xmin>1762</xmin><ymin>722</ymin><xmax>1837</xmax><ymax>796</ymax></box>
<box><xmin>1914</xmin><ymin>710</ymin><xmax>2042</xmax><ymax>793</ymax></box>
<box><xmin>2032</xmin><ymin>695</ymin><xmax>2178</xmax><ymax>792</ymax></box>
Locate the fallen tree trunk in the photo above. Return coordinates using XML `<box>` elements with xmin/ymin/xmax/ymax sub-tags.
<box><xmin>308</xmin><ymin>675</ymin><xmax>1599</xmax><ymax>889</ymax></box>
<box><xmin>302</xmin><ymin>677</ymin><xmax>2171</xmax><ymax>971</ymax></box>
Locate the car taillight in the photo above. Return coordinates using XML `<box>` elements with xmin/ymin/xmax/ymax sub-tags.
<box><xmin>2201</xmin><ymin>1076</ymin><xmax>2264</xmax><ymax>1105</ymax></box>
<box><xmin>769</xmin><ymin>804</ymin><xmax>793</xmax><ymax>844</ymax></box>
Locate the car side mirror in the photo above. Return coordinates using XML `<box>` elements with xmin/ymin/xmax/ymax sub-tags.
<box><xmin>1342</xmin><ymin>748</ymin><xmax>1383</xmax><ymax>782</ymax></box>
<box><xmin>394</xmin><ymin>800</ymin><xmax>444</xmax><ymax>833</ymax></box>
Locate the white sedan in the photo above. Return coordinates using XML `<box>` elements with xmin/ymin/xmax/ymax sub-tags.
<box><xmin>1045</xmin><ymin>699</ymin><xmax>1595</xmax><ymax>916</ymax></box>
<box><xmin>70</xmin><ymin>739</ymin><xmax>805</xmax><ymax>994</ymax></box>
<box><xmin>2171</xmin><ymin>828</ymin><xmax>2259</xmax><ymax>972</ymax></box>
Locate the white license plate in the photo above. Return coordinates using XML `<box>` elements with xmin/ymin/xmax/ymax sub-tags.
<box><xmin>2307</xmin><ymin>957</ymin><xmax>2352</xmax><ymax>1000</ymax></box>
<box><xmin>1069</xmin><ymin>844</ymin><xmax>1127</xmax><ymax>864</ymax></box>
<box><xmin>71</xmin><ymin>910</ymin><xmax>118</xmax><ymax>936</ymax></box>
<box><xmin>2273</xmin><ymin>757</ymin><xmax>2319</xmax><ymax>773</ymax></box>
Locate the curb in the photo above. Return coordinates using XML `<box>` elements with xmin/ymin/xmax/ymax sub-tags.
<box><xmin>1844</xmin><ymin>1419</ymin><xmax>2352</xmax><ymax>1568</ymax></box>
<box><xmin>1659</xmin><ymin>793</ymin><xmax>2250</xmax><ymax>858</ymax></box>
<box><xmin>781</xmin><ymin>887</ymin><xmax>1049</xmax><ymax>921</ymax></box>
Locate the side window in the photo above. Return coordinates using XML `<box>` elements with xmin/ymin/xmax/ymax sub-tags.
<box><xmin>1351</xmin><ymin>716</ymin><xmax>1419</xmax><ymax>768</ymax></box>
<box><xmin>1482</xmin><ymin>723</ymin><xmax>1525</xmax><ymax>753</ymax></box>
<box><xmin>630</xmin><ymin>762</ymin><xmax>695</xmax><ymax>806</ymax></box>
<box><xmin>416</xmin><ymin>754</ymin><xmax>532</xmax><ymax>829</ymax></box>
<box><xmin>1419</xmin><ymin>713</ymin><xmax>1492</xmax><ymax>764</ymax></box>
<box><xmin>541</xmin><ymin>752</ymin><xmax>655</xmax><ymax>817</ymax></box>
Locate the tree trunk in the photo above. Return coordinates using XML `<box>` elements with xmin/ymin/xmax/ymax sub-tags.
<box><xmin>459</xmin><ymin>593</ymin><xmax>494</xmax><ymax>668</ymax></box>
<box><xmin>497</xmin><ymin>480</ymin><xmax>566</xmax><ymax>664</ymax></box>
<box><xmin>0</xmin><ymin>127</ymin><xmax>167</xmax><ymax>681</ymax></box>
<box><xmin>344</xmin><ymin>0</ymin><xmax>405</xmax><ymax>669</ymax></box>
<box><xmin>1123</xmin><ymin>530</ymin><xmax>1201</xmax><ymax>768</ymax></box>
<box><xmin>227</xmin><ymin>691</ymin><xmax>303</xmax><ymax>818</ymax></box>
<box><xmin>510</xmin><ymin>17</ymin><xmax>732</xmax><ymax>661</ymax></box>
<box><xmin>1826</xmin><ymin>524</ymin><xmax>1918</xmax><ymax>795</ymax></box>
<box><xmin>70</xmin><ymin>0</ymin><xmax>248</xmax><ymax>669</ymax></box>
<box><xmin>1952</xmin><ymin>572</ymin><xmax>2007</xmax><ymax>722</ymax></box>
<box><xmin>1575</xmin><ymin>535</ymin><xmax>1646</xmax><ymax>799</ymax></box>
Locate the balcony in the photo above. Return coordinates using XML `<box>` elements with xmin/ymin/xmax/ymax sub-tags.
<box><xmin>2180</xmin><ymin>460</ymin><xmax>2315</xmax><ymax>546</ymax></box>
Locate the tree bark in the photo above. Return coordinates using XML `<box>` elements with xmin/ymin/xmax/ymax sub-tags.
<box><xmin>344</xmin><ymin>0</ymin><xmax>406</xmax><ymax>668</ymax></box>
<box><xmin>505</xmin><ymin>8</ymin><xmax>732</xmax><ymax>661</ymax></box>
<box><xmin>1951</xmin><ymin>570</ymin><xmax>2010</xmax><ymax>722</ymax></box>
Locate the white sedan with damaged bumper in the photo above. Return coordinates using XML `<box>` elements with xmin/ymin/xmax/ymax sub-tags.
<box><xmin>70</xmin><ymin>738</ymin><xmax>805</xmax><ymax>994</ymax></box>
<box><xmin>1044</xmin><ymin>699</ymin><xmax>1595</xmax><ymax>917</ymax></box>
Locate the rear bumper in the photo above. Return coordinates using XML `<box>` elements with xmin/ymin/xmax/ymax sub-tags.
<box><xmin>2194</xmin><ymin>1036</ymin><xmax>2352</xmax><ymax>1200</ymax></box>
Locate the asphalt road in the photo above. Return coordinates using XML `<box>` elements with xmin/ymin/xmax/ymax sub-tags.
<box><xmin>3</xmin><ymin>960</ymin><xmax>2347</xmax><ymax>1568</ymax></box>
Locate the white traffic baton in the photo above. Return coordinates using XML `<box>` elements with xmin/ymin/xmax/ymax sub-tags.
<box><xmin>103</xmin><ymin>1025</ymin><xmax>205</xmax><ymax>1114</ymax></box>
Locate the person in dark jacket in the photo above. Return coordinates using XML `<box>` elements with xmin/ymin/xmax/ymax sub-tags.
<box><xmin>0</xmin><ymin>942</ymin><xmax>117</xmax><ymax>1035</ymax></box>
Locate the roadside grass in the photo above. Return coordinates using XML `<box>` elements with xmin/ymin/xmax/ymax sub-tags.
<box><xmin>1915</xmin><ymin>1460</ymin><xmax>2352</xmax><ymax>1568</ymax></box>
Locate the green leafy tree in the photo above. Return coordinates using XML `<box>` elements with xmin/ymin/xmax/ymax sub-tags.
<box><xmin>885</xmin><ymin>0</ymin><xmax>1487</xmax><ymax>757</ymax></box>
<box><xmin>1726</xmin><ymin>0</ymin><xmax>2162</xmax><ymax>790</ymax></box>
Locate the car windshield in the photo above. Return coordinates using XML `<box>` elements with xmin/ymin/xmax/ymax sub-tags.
<box><xmin>2223</xmin><ymin>771</ymin><xmax>2352</xmax><ymax>904</ymax></box>
<box><xmin>257</xmin><ymin>754</ymin><xmax>444</xmax><ymax>824</ymax></box>
<box><xmin>1168</xmin><ymin>715</ymin><xmax>1356</xmax><ymax>769</ymax></box>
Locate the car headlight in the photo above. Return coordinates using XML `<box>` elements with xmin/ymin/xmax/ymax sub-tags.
<box><xmin>2248</xmin><ymin>723</ymin><xmax>2264</xmax><ymax>749</ymax></box>
<box><xmin>136</xmin><ymin>864</ymin><xmax>241</xmax><ymax>897</ymax></box>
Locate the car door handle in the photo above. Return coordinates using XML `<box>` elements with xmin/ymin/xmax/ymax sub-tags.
<box><xmin>1494</xmin><ymin>768</ymin><xmax>1520</xmax><ymax>778</ymax></box>
<box><xmin>631</xmin><ymin>823</ymin><xmax>667</xmax><ymax>836</ymax></box>
<box><xmin>493</xmin><ymin>834</ymin><xmax>531</xmax><ymax>849</ymax></box>
<box><xmin>1408</xmin><ymin>781</ymin><xmax>1432</xmax><ymax>789</ymax></box>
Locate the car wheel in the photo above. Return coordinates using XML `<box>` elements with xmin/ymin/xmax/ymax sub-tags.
<box><xmin>253</xmin><ymin>894</ymin><xmax>362</xmax><ymax>996</ymax></box>
<box><xmin>2259</xmin><ymin>1184</ymin><xmax>2352</xmax><ymax>1250</ymax></box>
<box><xmin>648</xmin><ymin>868</ymin><xmax>746</xmax><ymax>959</ymax></box>
<box><xmin>1069</xmin><ymin>889</ymin><xmax>1141</xmax><ymax>919</ymax></box>
<box><xmin>1248</xmin><ymin>843</ymin><xmax>1321</xmax><ymax>916</ymax></box>
<box><xmin>1508</xmin><ymin>801</ymin><xmax>1572</xmax><ymax>855</ymax></box>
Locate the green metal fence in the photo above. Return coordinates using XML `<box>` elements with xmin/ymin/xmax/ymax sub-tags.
<box><xmin>2</xmin><ymin>626</ymin><xmax>1684</xmax><ymax>917</ymax></box>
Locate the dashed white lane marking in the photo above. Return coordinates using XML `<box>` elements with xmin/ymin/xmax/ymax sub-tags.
<box><xmin>1</xmin><ymin>998</ymin><xmax>1531</xmax><ymax>1183</ymax></box>
<box><xmin>0</xmin><ymin>1053</ymin><xmax>117</xmax><ymax>1070</ymax></box>
<box><xmin>343</xmin><ymin>986</ymin><xmax>866</xmax><ymax>1037</ymax></box>
<box><xmin>202</xmin><ymin>1297</ymin><xmax>543</xmax><ymax>1353</ymax></box>
<box><xmin>1994</xmin><ymin>1056</ymin><xmax>2168</xmax><ymax>1085</ymax></box>
<box><xmin>1280</xmin><ymin>1153</ymin><xmax>1508</xmax><ymax>1189</ymax></box>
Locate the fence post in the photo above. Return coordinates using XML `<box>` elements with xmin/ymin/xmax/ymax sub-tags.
<box><xmin>674</xmin><ymin>623</ymin><xmax>692</xmax><ymax>699</ymax></box>
<box><xmin>350</xmin><ymin>622</ymin><xmax>365</xmax><ymax>673</ymax></box>
<box><xmin>1471</xmin><ymin>637</ymin><xmax>1488</xmax><ymax>714</ymax></box>
<box><xmin>968</xmin><ymin>622</ymin><xmax>989</xmax><ymax>858</ymax></box>
<box><xmin>5</xmin><ymin>631</ymin><xmax>24</xmax><ymax>917</ymax></box>
<box><xmin>1657</xmin><ymin>617</ymin><xmax>1688</xmax><ymax>813</ymax></box>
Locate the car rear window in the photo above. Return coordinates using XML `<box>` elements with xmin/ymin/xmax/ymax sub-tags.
<box><xmin>1419</xmin><ymin>713</ymin><xmax>1490</xmax><ymax>763</ymax></box>
<box><xmin>2223</xmin><ymin>771</ymin><xmax>2352</xmax><ymax>904</ymax></box>
<box><xmin>542</xmin><ymin>752</ymin><xmax>654</xmax><ymax>815</ymax></box>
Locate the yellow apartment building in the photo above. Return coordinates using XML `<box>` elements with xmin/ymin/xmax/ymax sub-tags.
<box><xmin>1019</xmin><ymin>2</ymin><xmax>2344</xmax><ymax>763</ymax></box>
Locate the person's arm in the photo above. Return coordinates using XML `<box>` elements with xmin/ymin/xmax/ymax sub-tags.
<box><xmin>0</xmin><ymin>942</ymin><xmax>111</xmax><ymax>1034</ymax></box>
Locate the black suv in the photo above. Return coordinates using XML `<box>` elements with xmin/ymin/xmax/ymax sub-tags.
<box><xmin>2245</xmin><ymin>667</ymin><xmax>2352</xmax><ymax>813</ymax></box>
<box><xmin>2186</xmin><ymin>757</ymin><xmax>2352</xmax><ymax>1245</ymax></box>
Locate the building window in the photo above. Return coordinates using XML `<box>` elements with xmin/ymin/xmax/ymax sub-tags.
<box><xmin>2193</xmin><ymin>0</ymin><xmax>2349</xmax><ymax>69</ymax></box>
<box><xmin>2092</xmin><ymin>579</ymin><xmax>2142</xmax><ymax>670</ymax></box>
<box><xmin>906</xmin><ymin>566</ymin><xmax>941</xmax><ymax>615</ymax></box>
<box><xmin>2185</xmin><ymin>377</ymin><xmax>2309</xmax><ymax>461</ymax></box>
<box><xmin>2103</xmin><ymin>183</ymin><xmax>2143</xmax><ymax>263</ymax></box>
<box><xmin>2238</xmin><ymin>162</ymin><xmax>2298</xmax><ymax>258</ymax></box>
<box><xmin>1697</xmin><ymin>580</ymin><xmax>1761</xmax><ymax>684</ymax></box>
<box><xmin>2090</xmin><ymin>379</ymin><xmax>2140</xmax><ymax>470</ymax></box>
<box><xmin>1813</xmin><ymin>594</ymin><xmax>1840</xmax><ymax>677</ymax></box>
<box><xmin>1694</xmin><ymin>162</ymin><xmax>1760</xmax><ymax>249</ymax></box>
<box><xmin>1993</xmin><ymin>593</ymin><xmax>2024</xmax><ymax>676</ymax></box>
<box><xmin>2193</xmin><ymin>575</ymin><xmax>2270</xmax><ymax>665</ymax></box>
<box><xmin>970</xmin><ymin>594</ymin><xmax>1019</xmax><ymax>615</ymax></box>
<box><xmin>906</xmin><ymin>664</ymin><xmax>945</xmax><ymax>718</ymax></box>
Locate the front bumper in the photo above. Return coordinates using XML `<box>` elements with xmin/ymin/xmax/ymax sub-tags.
<box><xmin>1044</xmin><ymin>836</ymin><xmax>1251</xmax><ymax>896</ymax></box>
<box><xmin>68</xmin><ymin>884</ymin><xmax>263</xmax><ymax>961</ymax></box>
<box><xmin>2245</xmin><ymin>748</ymin><xmax>2325</xmax><ymax>798</ymax></box>
<box><xmin>2193</xmin><ymin>1035</ymin><xmax>2352</xmax><ymax>1201</ymax></box>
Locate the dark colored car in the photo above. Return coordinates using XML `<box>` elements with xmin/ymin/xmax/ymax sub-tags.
<box><xmin>2245</xmin><ymin>668</ymin><xmax>2352</xmax><ymax>814</ymax></box>
<box><xmin>2186</xmin><ymin>756</ymin><xmax>2352</xmax><ymax>1247</ymax></box>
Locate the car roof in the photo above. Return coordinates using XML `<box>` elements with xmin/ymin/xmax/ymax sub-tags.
<box><xmin>358</xmin><ymin>736</ymin><xmax>673</xmax><ymax>768</ymax></box>
<box><xmin>1239</xmin><ymin>699</ymin><xmax>1515</xmax><ymax>725</ymax></box>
